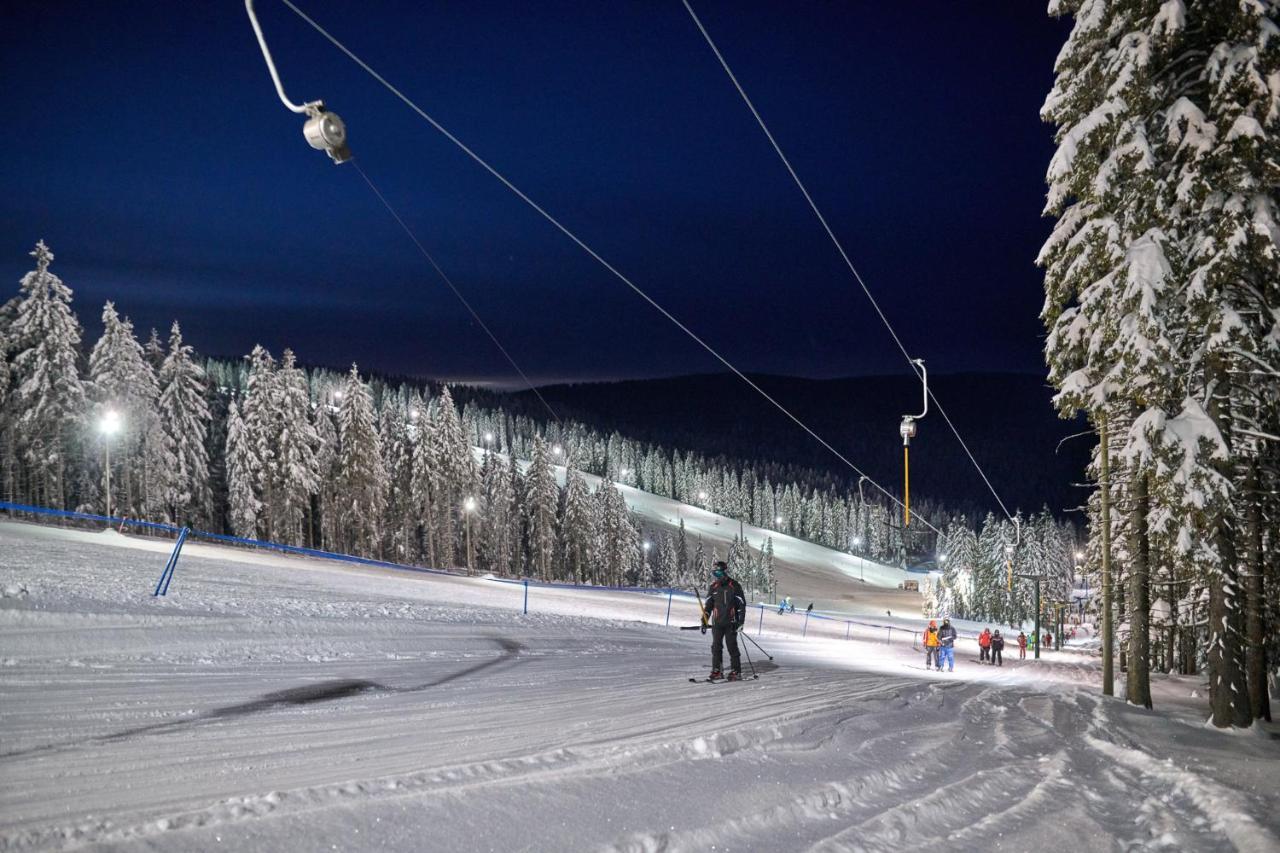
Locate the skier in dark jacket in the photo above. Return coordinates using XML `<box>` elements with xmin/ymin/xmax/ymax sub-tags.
<box><xmin>703</xmin><ymin>561</ymin><xmax>746</xmax><ymax>681</ymax></box>
<box><xmin>990</xmin><ymin>630</ymin><xmax>1005</xmax><ymax>666</ymax></box>
<box><xmin>936</xmin><ymin>617</ymin><xmax>957</xmax><ymax>672</ymax></box>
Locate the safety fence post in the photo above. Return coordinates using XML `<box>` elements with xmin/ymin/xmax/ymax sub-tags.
<box><xmin>803</xmin><ymin>610</ymin><xmax>810</xmax><ymax>638</ymax></box>
<box><xmin>757</xmin><ymin>603</ymin><xmax>764</xmax><ymax>636</ymax></box>
<box><xmin>523</xmin><ymin>579</ymin><xmax>529</xmax><ymax>615</ymax></box>
<box><xmin>665</xmin><ymin>589</ymin><xmax>673</xmax><ymax>627</ymax></box>
<box><xmin>886</xmin><ymin>626</ymin><xmax>893</xmax><ymax>645</ymax></box>
<box><xmin>846</xmin><ymin>621</ymin><xmax>851</xmax><ymax>640</ymax></box>
<box><xmin>153</xmin><ymin>527</ymin><xmax>189</xmax><ymax>597</ymax></box>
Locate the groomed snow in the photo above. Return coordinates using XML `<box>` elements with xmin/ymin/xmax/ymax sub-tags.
<box><xmin>1</xmin><ymin>520</ymin><xmax>1276</xmax><ymax>852</ymax></box>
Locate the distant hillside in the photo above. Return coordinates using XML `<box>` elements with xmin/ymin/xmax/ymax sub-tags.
<box><xmin>504</xmin><ymin>372</ymin><xmax>1089</xmax><ymax>519</ymax></box>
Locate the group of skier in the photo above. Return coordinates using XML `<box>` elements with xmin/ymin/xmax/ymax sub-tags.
<box><xmin>977</xmin><ymin>627</ymin><xmax>1005</xmax><ymax>665</ymax></box>
<box><xmin>698</xmin><ymin>563</ymin><xmax>1054</xmax><ymax>682</ymax></box>
<box><xmin>921</xmin><ymin>617</ymin><xmax>957</xmax><ymax>671</ymax></box>
<box><xmin>925</xmin><ymin>623</ymin><xmax>1038</xmax><ymax>669</ymax></box>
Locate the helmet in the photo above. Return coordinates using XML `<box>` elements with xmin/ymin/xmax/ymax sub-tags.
<box><xmin>929</xmin><ymin>620</ymin><xmax>937</xmax><ymax>628</ymax></box>
<box><xmin>712</xmin><ymin>561</ymin><xmax>728</xmax><ymax>578</ymax></box>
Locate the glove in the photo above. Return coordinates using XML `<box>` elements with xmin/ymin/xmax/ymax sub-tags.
<box><xmin>700</xmin><ymin>625</ymin><xmax>707</xmax><ymax>635</ymax></box>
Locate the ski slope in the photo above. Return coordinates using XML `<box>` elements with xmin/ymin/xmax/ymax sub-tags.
<box><xmin>507</xmin><ymin>450</ymin><xmax>922</xmax><ymax>617</ymax></box>
<box><xmin>1</xmin><ymin>520</ymin><xmax>1277</xmax><ymax>852</ymax></box>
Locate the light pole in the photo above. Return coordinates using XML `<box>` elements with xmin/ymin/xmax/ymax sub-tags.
<box><xmin>852</xmin><ymin>535</ymin><xmax>864</xmax><ymax>581</ymax></box>
<box><xmin>463</xmin><ymin>496</ymin><xmax>477</xmax><ymax>576</ymax></box>
<box><xmin>99</xmin><ymin>410</ymin><xmax>122</xmax><ymax>519</ymax></box>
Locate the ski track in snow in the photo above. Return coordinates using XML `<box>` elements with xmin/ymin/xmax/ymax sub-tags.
<box><xmin>1</xmin><ymin>521</ymin><xmax>1276</xmax><ymax>853</ymax></box>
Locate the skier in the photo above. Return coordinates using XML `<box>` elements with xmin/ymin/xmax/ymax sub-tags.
<box><xmin>703</xmin><ymin>561</ymin><xmax>746</xmax><ymax>681</ymax></box>
<box><xmin>1017</xmin><ymin>631</ymin><xmax>1027</xmax><ymax>659</ymax></box>
<box><xmin>924</xmin><ymin>619</ymin><xmax>940</xmax><ymax>670</ymax></box>
<box><xmin>777</xmin><ymin>596</ymin><xmax>788</xmax><ymax>615</ymax></box>
<box><xmin>978</xmin><ymin>627</ymin><xmax>992</xmax><ymax>663</ymax></box>
<box><xmin>991</xmin><ymin>629</ymin><xmax>1004</xmax><ymax>666</ymax></box>
<box><xmin>787</xmin><ymin>598</ymin><xmax>795</xmax><ymax>613</ymax></box>
<box><xmin>936</xmin><ymin>617</ymin><xmax>957</xmax><ymax>672</ymax></box>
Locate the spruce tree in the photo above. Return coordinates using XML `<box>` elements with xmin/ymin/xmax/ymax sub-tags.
<box><xmin>8</xmin><ymin>241</ymin><xmax>84</xmax><ymax>508</ymax></box>
<box><xmin>87</xmin><ymin>302</ymin><xmax>159</xmax><ymax>516</ymax></box>
<box><xmin>524</xmin><ymin>436</ymin><xmax>559</xmax><ymax>581</ymax></box>
<box><xmin>335</xmin><ymin>364</ymin><xmax>386</xmax><ymax>556</ymax></box>
<box><xmin>156</xmin><ymin>322</ymin><xmax>210</xmax><ymax>525</ymax></box>
<box><xmin>268</xmin><ymin>349</ymin><xmax>320</xmax><ymax>546</ymax></box>
<box><xmin>226</xmin><ymin>400</ymin><xmax>261</xmax><ymax>539</ymax></box>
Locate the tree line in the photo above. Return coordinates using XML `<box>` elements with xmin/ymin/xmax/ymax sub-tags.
<box><xmin>1040</xmin><ymin>0</ymin><xmax>1278</xmax><ymax>727</ymax></box>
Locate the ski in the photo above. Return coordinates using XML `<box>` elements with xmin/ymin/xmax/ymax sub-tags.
<box><xmin>689</xmin><ymin>675</ymin><xmax>757</xmax><ymax>683</ymax></box>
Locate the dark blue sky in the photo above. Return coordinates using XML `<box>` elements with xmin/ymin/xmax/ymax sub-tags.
<box><xmin>1</xmin><ymin>1</ymin><xmax>1070</xmax><ymax>385</ymax></box>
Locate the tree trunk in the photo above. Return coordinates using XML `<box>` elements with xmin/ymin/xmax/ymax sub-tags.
<box><xmin>1127</xmin><ymin>471</ymin><xmax>1152</xmax><ymax>709</ymax></box>
<box><xmin>1099</xmin><ymin>415</ymin><xmax>1115</xmax><ymax>697</ymax></box>
<box><xmin>1205</xmin><ymin>356</ymin><xmax>1251</xmax><ymax>728</ymax></box>
<box><xmin>1243</xmin><ymin>464</ymin><xmax>1270</xmax><ymax>721</ymax></box>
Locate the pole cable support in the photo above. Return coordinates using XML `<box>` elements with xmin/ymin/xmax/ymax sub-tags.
<box><xmin>273</xmin><ymin>0</ymin><xmax>943</xmax><ymax>536</ymax></box>
<box><xmin>681</xmin><ymin>0</ymin><xmax>1016</xmax><ymax>524</ymax></box>
<box><xmin>898</xmin><ymin>358</ymin><xmax>926</xmax><ymax>526</ymax></box>
<box><xmin>246</xmin><ymin>0</ymin><xmax>352</xmax><ymax>162</ymax></box>
<box><xmin>351</xmin><ymin>161</ymin><xmax>562</xmax><ymax>424</ymax></box>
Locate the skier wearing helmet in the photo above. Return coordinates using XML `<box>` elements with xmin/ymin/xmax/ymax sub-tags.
<box><xmin>924</xmin><ymin>620</ymin><xmax>940</xmax><ymax>670</ymax></box>
<box><xmin>703</xmin><ymin>561</ymin><xmax>746</xmax><ymax>681</ymax></box>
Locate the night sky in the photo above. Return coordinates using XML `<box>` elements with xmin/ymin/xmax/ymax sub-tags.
<box><xmin>1</xmin><ymin>2</ymin><xmax>1071</xmax><ymax>386</ymax></box>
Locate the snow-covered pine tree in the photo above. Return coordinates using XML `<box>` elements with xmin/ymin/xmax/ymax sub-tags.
<box><xmin>144</xmin><ymin>328</ymin><xmax>165</xmax><ymax>372</ymax></box>
<box><xmin>335</xmin><ymin>364</ymin><xmax>386</xmax><ymax>556</ymax></box>
<box><xmin>559</xmin><ymin>468</ymin><xmax>595</xmax><ymax>583</ymax></box>
<box><xmin>691</xmin><ymin>538</ymin><xmax>708</xmax><ymax>588</ymax></box>
<box><xmin>87</xmin><ymin>302</ymin><xmax>159</xmax><ymax>516</ymax></box>
<box><xmin>225</xmin><ymin>400</ymin><xmax>261</xmax><ymax>539</ymax></box>
<box><xmin>481</xmin><ymin>453</ymin><xmax>520</xmax><ymax>575</ymax></box>
<box><xmin>761</xmin><ymin>536</ymin><xmax>775</xmax><ymax>602</ymax></box>
<box><xmin>268</xmin><ymin>349</ymin><xmax>319</xmax><ymax>546</ymax></box>
<box><xmin>379</xmin><ymin>397</ymin><xmax>413</xmax><ymax>560</ymax></box>
<box><xmin>655</xmin><ymin>532</ymin><xmax>676</xmax><ymax>590</ymax></box>
<box><xmin>240</xmin><ymin>346</ymin><xmax>278</xmax><ymax>539</ymax></box>
<box><xmin>156</xmin><ymin>322</ymin><xmax>210</xmax><ymax>525</ymax></box>
<box><xmin>312</xmin><ymin>401</ymin><xmax>339</xmax><ymax>550</ymax></box>
<box><xmin>675</xmin><ymin>517</ymin><xmax>691</xmax><ymax>589</ymax></box>
<box><xmin>524</xmin><ymin>436</ymin><xmax>559</xmax><ymax>581</ymax></box>
<box><xmin>1179</xmin><ymin>0</ymin><xmax>1279</xmax><ymax>725</ymax></box>
<box><xmin>7</xmin><ymin>242</ymin><xmax>84</xmax><ymax>508</ymax></box>
<box><xmin>1043</xmin><ymin>0</ymin><xmax>1279</xmax><ymax>726</ymax></box>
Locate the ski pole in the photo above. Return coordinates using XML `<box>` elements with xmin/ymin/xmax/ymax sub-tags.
<box><xmin>740</xmin><ymin>630</ymin><xmax>773</xmax><ymax>661</ymax></box>
<box><xmin>738</xmin><ymin>627</ymin><xmax>759</xmax><ymax>679</ymax></box>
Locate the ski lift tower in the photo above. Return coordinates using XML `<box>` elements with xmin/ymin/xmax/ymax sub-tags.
<box><xmin>899</xmin><ymin>359</ymin><xmax>927</xmax><ymax>528</ymax></box>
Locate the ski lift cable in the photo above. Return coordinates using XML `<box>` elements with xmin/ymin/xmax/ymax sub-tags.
<box><xmin>351</xmin><ymin>160</ymin><xmax>563</xmax><ymax>424</ymax></box>
<box><xmin>274</xmin><ymin>0</ymin><xmax>943</xmax><ymax>537</ymax></box>
<box><xmin>680</xmin><ymin>0</ymin><xmax>1017</xmax><ymax>525</ymax></box>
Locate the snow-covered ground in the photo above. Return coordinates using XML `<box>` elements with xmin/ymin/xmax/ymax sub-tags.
<box><xmin>2</xmin><ymin>520</ymin><xmax>1277</xmax><ymax>852</ymax></box>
